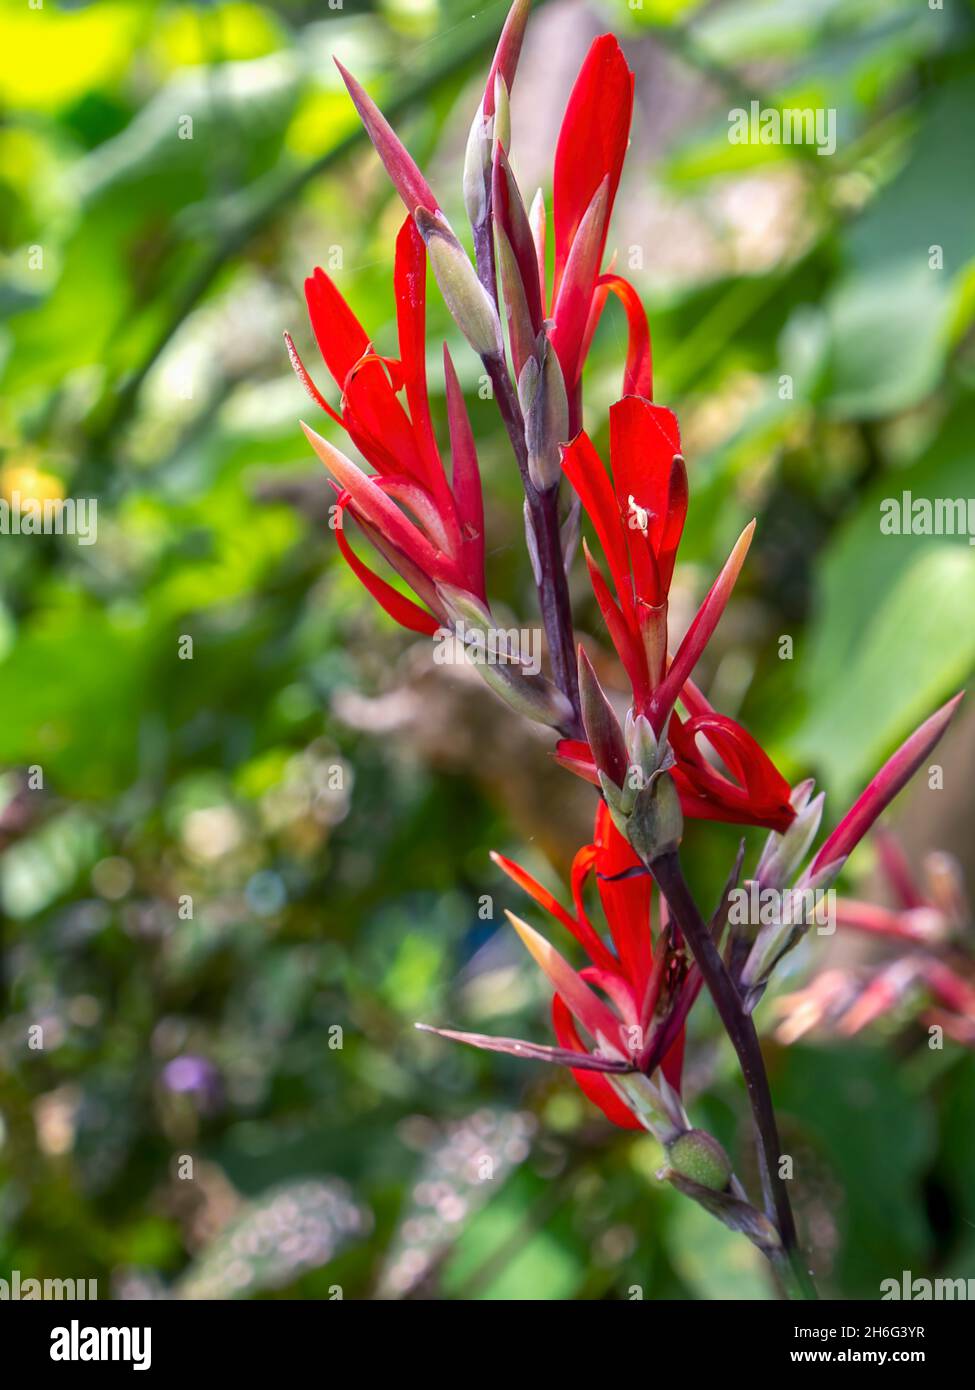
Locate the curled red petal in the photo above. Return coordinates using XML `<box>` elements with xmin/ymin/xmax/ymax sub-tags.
<box><xmin>597</xmin><ymin>274</ymin><xmax>652</xmax><ymax>399</ymax></box>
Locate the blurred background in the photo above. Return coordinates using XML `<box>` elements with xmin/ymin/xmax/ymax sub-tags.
<box><xmin>1</xmin><ymin>0</ymin><xmax>974</xmax><ymax>1300</ymax></box>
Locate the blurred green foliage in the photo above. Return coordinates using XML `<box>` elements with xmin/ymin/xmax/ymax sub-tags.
<box><xmin>0</xmin><ymin>0</ymin><xmax>973</xmax><ymax>1300</ymax></box>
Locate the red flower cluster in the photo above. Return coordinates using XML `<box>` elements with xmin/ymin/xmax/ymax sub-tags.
<box><xmin>290</xmin><ymin>3</ymin><xmax>964</xmax><ymax>1143</ymax></box>
<box><xmin>287</xmin><ymin>218</ymin><xmax>485</xmax><ymax>636</ymax></box>
<box><xmin>425</xmin><ymin>801</ymin><xmax>699</xmax><ymax>1129</ymax></box>
<box><xmin>556</xmin><ymin>396</ymin><xmax>795</xmax><ymax>833</ymax></box>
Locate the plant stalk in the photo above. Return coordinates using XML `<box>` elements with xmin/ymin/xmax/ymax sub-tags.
<box><xmin>649</xmin><ymin>849</ymin><xmax>818</xmax><ymax>1300</ymax></box>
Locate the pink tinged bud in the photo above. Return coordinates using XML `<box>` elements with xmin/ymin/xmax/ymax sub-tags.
<box><xmin>415</xmin><ymin>209</ymin><xmax>502</xmax><ymax>358</ymax></box>
<box><xmin>497</xmin><ymin>228</ymin><xmax>537</xmax><ymax>381</ymax></box>
<box><xmin>809</xmin><ymin>692</ymin><xmax>964</xmax><ymax>878</ymax></box>
<box><xmin>505</xmin><ymin>910</ymin><xmax>626</xmax><ymax>1052</ymax></box>
<box><xmin>578</xmin><ymin>646</ymin><xmax>628</xmax><ymax>790</ymax></box>
<box><xmin>483</xmin><ymin>0</ymin><xmax>530</xmax><ymax>116</ymax></box>
<box><xmin>414</xmin><ymin>1023</ymin><xmax>635</xmax><ymax>1073</ymax></box>
<box><xmin>519</xmin><ymin>332</ymin><xmax>569</xmax><ymax>492</ymax></box>
<box><xmin>550</xmin><ymin>176</ymin><xmax>609</xmax><ymax>389</ymax></box>
<box><xmin>334</xmin><ymin>59</ymin><xmax>440</xmax><ymax>216</ymax></box>
<box><xmin>651</xmin><ymin>519</ymin><xmax>756</xmax><ymax>732</ymax></box>
<box><xmin>493</xmin><ymin>149</ymin><xmax>544</xmax><ymax>340</ymax></box>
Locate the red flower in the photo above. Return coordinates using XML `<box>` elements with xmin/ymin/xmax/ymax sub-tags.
<box><xmin>286</xmin><ymin>217</ymin><xmax>486</xmax><ymax>634</ymax></box>
<box><xmin>493</xmin><ymin>35</ymin><xmax>651</xmax><ymax>431</ymax></box>
<box><xmin>556</xmin><ymin>396</ymin><xmax>794</xmax><ymax>832</ymax></box>
<box><xmin>421</xmin><ymin>802</ymin><xmax>701</xmax><ymax>1131</ymax></box>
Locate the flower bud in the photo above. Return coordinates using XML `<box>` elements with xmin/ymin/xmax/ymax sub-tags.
<box><xmin>578</xmin><ymin>646</ymin><xmax>627</xmax><ymax>790</ymax></box>
<box><xmin>519</xmin><ymin>331</ymin><xmax>569</xmax><ymax>492</ymax></box>
<box><xmin>462</xmin><ymin>111</ymin><xmax>492</xmax><ymax>229</ymax></box>
<box><xmin>665</xmin><ymin>1129</ymin><xmax>734</xmax><ymax>1192</ymax></box>
<box><xmin>755</xmin><ymin>781</ymin><xmax>824</xmax><ymax>890</ymax></box>
<box><xmin>437</xmin><ymin>585</ymin><xmax>574</xmax><ymax>731</ymax></box>
<box><xmin>626</xmin><ymin>766</ymin><xmax>683</xmax><ymax>865</ymax></box>
<box><xmin>415</xmin><ymin>208</ymin><xmax>502</xmax><ymax>358</ymax></box>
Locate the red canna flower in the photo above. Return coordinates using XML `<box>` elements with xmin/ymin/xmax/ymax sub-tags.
<box><xmin>492</xmin><ymin>34</ymin><xmax>651</xmax><ymax>432</ymax></box>
<box><xmin>286</xmin><ymin>217</ymin><xmax>486</xmax><ymax>635</ymax></box>
<box><xmin>420</xmin><ymin>801</ymin><xmax>701</xmax><ymax>1131</ymax></box>
<box><xmin>556</xmin><ymin>395</ymin><xmax>795</xmax><ymax>834</ymax></box>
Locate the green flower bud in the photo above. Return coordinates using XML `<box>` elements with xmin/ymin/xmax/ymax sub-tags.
<box><xmin>666</xmin><ymin>1129</ymin><xmax>733</xmax><ymax>1192</ymax></box>
<box><xmin>415</xmin><ymin>209</ymin><xmax>502</xmax><ymax>358</ymax></box>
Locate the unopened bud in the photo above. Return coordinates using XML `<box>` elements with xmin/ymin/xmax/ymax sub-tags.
<box><xmin>666</xmin><ymin>1129</ymin><xmax>733</xmax><ymax>1192</ymax></box>
<box><xmin>437</xmin><ymin>584</ymin><xmax>573</xmax><ymax>731</ymax></box>
<box><xmin>415</xmin><ymin>208</ymin><xmax>502</xmax><ymax>357</ymax></box>
<box><xmin>626</xmin><ymin>767</ymin><xmax>683</xmax><ymax>864</ymax></box>
<box><xmin>520</xmin><ymin>332</ymin><xmax>569</xmax><ymax>492</ymax></box>
<box><xmin>578</xmin><ymin>646</ymin><xmax>627</xmax><ymax>790</ymax></box>
<box><xmin>756</xmin><ymin>781</ymin><xmax>824</xmax><ymax>889</ymax></box>
<box><xmin>463</xmin><ymin>112</ymin><xmax>492</xmax><ymax>229</ymax></box>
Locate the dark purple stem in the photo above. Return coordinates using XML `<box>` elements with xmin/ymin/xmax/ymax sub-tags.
<box><xmin>650</xmin><ymin>850</ymin><xmax>817</xmax><ymax>1300</ymax></box>
<box><xmin>484</xmin><ymin>353</ymin><xmax>581</xmax><ymax>735</ymax></box>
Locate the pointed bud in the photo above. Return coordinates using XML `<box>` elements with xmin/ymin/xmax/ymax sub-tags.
<box><xmin>483</xmin><ymin>0</ymin><xmax>530</xmax><ymax>115</ymax></box>
<box><xmin>528</xmin><ymin>188</ymin><xmax>547</xmax><ymax>315</ymax></box>
<box><xmin>335</xmin><ymin>59</ymin><xmax>440</xmax><ymax>216</ymax></box>
<box><xmin>578</xmin><ymin>646</ymin><xmax>627</xmax><ymax>789</ymax></box>
<box><xmin>808</xmin><ymin>693</ymin><xmax>964</xmax><ymax>879</ymax></box>
<box><xmin>560</xmin><ymin>495</ymin><xmax>581</xmax><ymax>573</ymax></box>
<box><xmin>415</xmin><ymin>209</ymin><xmax>502</xmax><ymax>357</ymax></box>
<box><xmin>523</xmin><ymin>498</ymin><xmax>542</xmax><ymax>585</ymax></box>
<box><xmin>755</xmin><ymin>784</ymin><xmax>825</xmax><ymax>890</ymax></box>
<box><xmin>625</xmin><ymin>709</ymin><xmax>661</xmax><ymax>787</ymax></box>
<box><xmin>498</xmin><ymin>228</ymin><xmax>537</xmax><ymax>379</ymax></box>
<box><xmin>520</xmin><ymin>331</ymin><xmax>569</xmax><ymax>492</ymax></box>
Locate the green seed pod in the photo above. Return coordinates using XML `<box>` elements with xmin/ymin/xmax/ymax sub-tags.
<box><xmin>666</xmin><ymin>1129</ymin><xmax>733</xmax><ymax>1192</ymax></box>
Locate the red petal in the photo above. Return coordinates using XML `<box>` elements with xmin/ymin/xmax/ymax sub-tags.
<box><xmin>393</xmin><ymin>217</ymin><xmax>444</xmax><ymax>494</ymax></box>
<box><xmin>553</xmin><ymin>737</ymin><xmax>600</xmax><ymax>786</ymax></box>
<box><xmin>443</xmin><ymin>344</ymin><xmax>486</xmax><ymax>600</ymax></box>
<box><xmin>552</xmin><ymin>35</ymin><xmax>633</xmax><ymax>293</ymax></box>
<box><xmin>304</xmin><ymin>267</ymin><xmax>370</xmax><ymax>389</ymax></box>
<box><xmin>597</xmin><ymin>274</ymin><xmax>652</xmax><ymax>399</ymax></box>
<box><xmin>651</xmin><ymin>520</ymin><xmax>755</xmax><ymax>732</ymax></box>
<box><xmin>552</xmin><ymin>996</ymin><xmax>643</xmax><ymax>1129</ymax></box>
<box><xmin>561</xmin><ymin>431</ymin><xmax>632</xmax><ymax>609</ymax></box>
<box><xmin>334</xmin><ymin>512</ymin><xmax>440</xmax><ymax>635</ymax></box>
<box><xmin>490</xmin><ymin>849</ymin><xmax>612</xmax><ymax>965</ymax></box>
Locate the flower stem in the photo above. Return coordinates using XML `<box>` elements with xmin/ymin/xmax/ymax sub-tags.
<box><xmin>483</xmin><ymin>354</ymin><xmax>581</xmax><ymax>735</ymax></box>
<box><xmin>648</xmin><ymin>849</ymin><xmax>818</xmax><ymax>1300</ymax></box>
